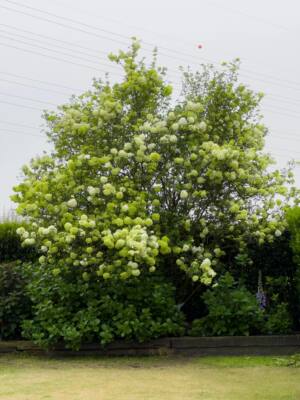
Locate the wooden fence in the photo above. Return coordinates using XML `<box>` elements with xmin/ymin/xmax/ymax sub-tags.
<box><xmin>1</xmin><ymin>335</ymin><xmax>300</xmax><ymax>356</ymax></box>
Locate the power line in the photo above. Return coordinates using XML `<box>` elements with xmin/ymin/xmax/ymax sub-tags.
<box><xmin>0</xmin><ymin>2</ymin><xmax>129</xmax><ymax>46</ymax></box>
<box><xmin>242</xmin><ymin>69</ymin><xmax>300</xmax><ymax>89</ymax></box>
<box><xmin>0</xmin><ymin>73</ymin><xmax>299</xmax><ymax>121</ymax></box>
<box><xmin>0</xmin><ymin>2</ymin><xmax>204</xmax><ymax>70</ymax></box>
<box><xmin>206</xmin><ymin>0</ymin><xmax>294</xmax><ymax>33</ymax></box>
<box><xmin>0</xmin><ymin>41</ymin><xmax>122</xmax><ymax>76</ymax></box>
<box><xmin>0</xmin><ymin>120</ymin><xmax>40</xmax><ymax>129</ymax></box>
<box><xmin>241</xmin><ymin>73</ymin><xmax>300</xmax><ymax>93</ymax></box>
<box><xmin>0</xmin><ymin>91</ymin><xmax>57</xmax><ymax>106</ymax></box>
<box><xmin>0</xmin><ymin>22</ymin><xmax>109</xmax><ymax>58</ymax></box>
<box><xmin>268</xmin><ymin>152</ymin><xmax>300</xmax><ymax>160</ymax></box>
<box><xmin>264</xmin><ymin>94</ymin><xmax>300</xmax><ymax>107</ymax></box>
<box><xmin>0</xmin><ymin>0</ymin><xmax>204</xmax><ymax>62</ymax></box>
<box><xmin>1</xmin><ymin>34</ymin><xmax>299</xmax><ymax>98</ymax></box>
<box><xmin>51</xmin><ymin>0</ymin><xmax>300</xmax><ymax>89</ymax></box>
<box><xmin>263</xmin><ymin>107</ymin><xmax>300</xmax><ymax>119</ymax></box>
<box><xmin>2</xmin><ymin>0</ymin><xmax>300</xmax><ymax>91</ymax></box>
<box><xmin>0</xmin><ymin>77</ymin><xmax>71</xmax><ymax>96</ymax></box>
<box><xmin>0</xmin><ymin>33</ymin><xmax>123</xmax><ymax>75</ymax></box>
<box><xmin>48</xmin><ymin>0</ymin><xmax>195</xmax><ymax>49</ymax></box>
<box><xmin>0</xmin><ymin>24</ymin><xmax>181</xmax><ymax>80</ymax></box>
<box><xmin>262</xmin><ymin>101</ymin><xmax>300</xmax><ymax>116</ymax></box>
<box><xmin>2</xmin><ymin>68</ymin><xmax>300</xmax><ymax>112</ymax></box>
<box><xmin>0</xmin><ymin>71</ymin><xmax>81</xmax><ymax>91</ymax></box>
<box><xmin>0</xmin><ymin>27</ymin><xmax>106</xmax><ymax>64</ymax></box>
<box><xmin>271</xmin><ymin>128</ymin><xmax>300</xmax><ymax>136</ymax></box>
<box><xmin>4</xmin><ymin>22</ymin><xmax>300</xmax><ymax>98</ymax></box>
<box><xmin>0</xmin><ymin>127</ymin><xmax>44</xmax><ymax>138</ymax></box>
<box><xmin>0</xmin><ymin>100</ymin><xmax>42</xmax><ymax>111</ymax></box>
<box><xmin>0</xmin><ymin>77</ymin><xmax>299</xmax><ymax>123</ymax></box>
<box><xmin>267</xmin><ymin>134</ymin><xmax>300</xmax><ymax>144</ymax></box>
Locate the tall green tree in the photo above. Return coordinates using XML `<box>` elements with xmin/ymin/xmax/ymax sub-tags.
<box><xmin>13</xmin><ymin>41</ymin><xmax>295</xmax><ymax>285</ymax></box>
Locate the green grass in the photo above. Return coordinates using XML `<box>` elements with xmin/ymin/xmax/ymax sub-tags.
<box><xmin>0</xmin><ymin>354</ymin><xmax>299</xmax><ymax>399</ymax></box>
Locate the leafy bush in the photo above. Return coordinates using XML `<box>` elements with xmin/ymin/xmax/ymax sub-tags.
<box><xmin>0</xmin><ymin>221</ymin><xmax>37</xmax><ymax>263</ymax></box>
<box><xmin>286</xmin><ymin>208</ymin><xmax>300</xmax><ymax>326</ymax></box>
<box><xmin>255</xmin><ymin>276</ymin><xmax>292</xmax><ymax>334</ymax></box>
<box><xmin>22</xmin><ymin>264</ymin><xmax>185</xmax><ymax>349</ymax></box>
<box><xmin>263</xmin><ymin>303</ymin><xmax>292</xmax><ymax>334</ymax></box>
<box><xmin>0</xmin><ymin>262</ymin><xmax>32</xmax><ymax>339</ymax></box>
<box><xmin>219</xmin><ymin>231</ymin><xmax>299</xmax><ymax>330</ymax></box>
<box><xmin>287</xmin><ymin>207</ymin><xmax>300</xmax><ymax>266</ymax></box>
<box><xmin>189</xmin><ymin>273</ymin><xmax>263</xmax><ymax>336</ymax></box>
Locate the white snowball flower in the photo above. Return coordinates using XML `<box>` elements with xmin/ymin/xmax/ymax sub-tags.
<box><xmin>16</xmin><ymin>227</ymin><xmax>25</xmax><ymax>235</ymax></box>
<box><xmin>201</xmin><ymin>258</ymin><xmax>211</xmax><ymax>268</ymax></box>
<box><xmin>87</xmin><ymin>186</ymin><xmax>100</xmax><ymax>196</ymax></box>
<box><xmin>178</xmin><ymin>117</ymin><xmax>187</xmax><ymax>127</ymax></box>
<box><xmin>67</xmin><ymin>198</ymin><xmax>77</xmax><ymax>208</ymax></box>
<box><xmin>199</xmin><ymin>121</ymin><xmax>207</xmax><ymax>131</ymax></box>
<box><xmin>180</xmin><ymin>190</ymin><xmax>188</xmax><ymax>199</ymax></box>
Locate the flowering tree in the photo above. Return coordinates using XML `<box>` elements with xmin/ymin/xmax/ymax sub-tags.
<box><xmin>13</xmin><ymin>41</ymin><xmax>295</xmax><ymax>287</ymax></box>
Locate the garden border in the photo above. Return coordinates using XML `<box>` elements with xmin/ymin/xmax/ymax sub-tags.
<box><xmin>1</xmin><ymin>335</ymin><xmax>300</xmax><ymax>356</ymax></box>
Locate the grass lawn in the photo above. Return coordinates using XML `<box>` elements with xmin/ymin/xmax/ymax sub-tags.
<box><xmin>0</xmin><ymin>354</ymin><xmax>300</xmax><ymax>399</ymax></box>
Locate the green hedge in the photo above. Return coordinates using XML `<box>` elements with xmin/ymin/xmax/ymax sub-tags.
<box><xmin>0</xmin><ymin>221</ymin><xmax>37</xmax><ymax>263</ymax></box>
<box><xmin>0</xmin><ymin>262</ymin><xmax>32</xmax><ymax>339</ymax></box>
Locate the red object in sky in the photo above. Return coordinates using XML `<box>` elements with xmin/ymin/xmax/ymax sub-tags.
<box><xmin>197</xmin><ymin>44</ymin><xmax>203</xmax><ymax>49</ymax></box>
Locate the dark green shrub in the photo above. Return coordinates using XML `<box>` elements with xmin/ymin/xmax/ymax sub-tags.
<box><xmin>0</xmin><ymin>221</ymin><xmax>37</xmax><ymax>262</ymax></box>
<box><xmin>22</xmin><ymin>263</ymin><xmax>185</xmax><ymax>349</ymax></box>
<box><xmin>263</xmin><ymin>302</ymin><xmax>292</xmax><ymax>334</ymax></box>
<box><xmin>189</xmin><ymin>273</ymin><xmax>263</xmax><ymax>336</ymax></box>
<box><xmin>0</xmin><ymin>262</ymin><xmax>32</xmax><ymax>339</ymax></box>
<box><xmin>261</xmin><ymin>276</ymin><xmax>293</xmax><ymax>334</ymax></box>
<box><xmin>287</xmin><ymin>206</ymin><xmax>300</xmax><ymax>265</ymax></box>
<box><xmin>222</xmin><ymin>231</ymin><xmax>300</xmax><ymax>330</ymax></box>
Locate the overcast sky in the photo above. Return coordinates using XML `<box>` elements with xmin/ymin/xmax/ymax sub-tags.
<box><xmin>0</xmin><ymin>0</ymin><xmax>299</xmax><ymax>214</ymax></box>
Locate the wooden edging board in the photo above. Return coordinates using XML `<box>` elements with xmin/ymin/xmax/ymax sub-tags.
<box><xmin>1</xmin><ymin>335</ymin><xmax>300</xmax><ymax>356</ymax></box>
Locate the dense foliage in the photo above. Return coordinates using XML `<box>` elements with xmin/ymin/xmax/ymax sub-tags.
<box><xmin>7</xmin><ymin>40</ymin><xmax>298</xmax><ymax>347</ymax></box>
<box><xmin>189</xmin><ymin>273</ymin><xmax>263</xmax><ymax>336</ymax></box>
<box><xmin>287</xmin><ymin>207</ymin><xmax>300</xmax><ymax>266</ymax></box>
<box><xmin>0</xmin><ymin>262</ymin><xmax>32</xmax><ymax>339</ymax></box>
<box><xmin>22</xmin><ymin>269</ymin><xmax>184</xmax><ymax>349</ymax></box>
<box><xmin>0</xmin><ymin>221</ymin><xmax>36</xmax><ymax>263</ymax></box>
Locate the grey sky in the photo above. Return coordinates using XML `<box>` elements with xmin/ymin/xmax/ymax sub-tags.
<box><xmin>0</xmin><ymin>0</ymin><xmax>299</xmax><ymax>213</ymax></box>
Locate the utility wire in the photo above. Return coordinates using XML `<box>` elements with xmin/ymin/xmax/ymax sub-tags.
<box><xmin>0</xmin><ymin>71</ymin><xmax>81</xmax><ymax>91</ymax></box>
<box><xmin>0</xmin><ymin>128</ymin><xmax>45</xmax><ymax>138</ymax></box>
<box><xmin>263</xmin><ymin>107</ymin><xmax>300</xmax><ymax>119</ymax></box>
<box><xmin>3</xmin><ymin>23</ymin><xmax>300</xmax><ymax>96</ymax></box>
<box><xmin>0</xmin><ymin>28</ymin><xmax>108</xmax><ymax>64</ymax></box>
<box><xmin>206</xmin><ymin>0</ymin><xmax>294</xmax><ymax>33</ymax></box>
<box><xmin>0</xmin><ymin>91</ymin><xmax>57</xmax><ymax>106</ymax></box>
<box><xmin>0</xmin><ymin>24</ymin><xmax>183</xmax><ymax>80</ymax></box>
<box><xmin>51</xmin><ymin>0</ymin><xmax>300</xmax><ymax>85</ymax></box>
<box><xmin>0</xmin><ymin>0</ymin><xmax>207</xmax><ymax>61</ymax></box>
<box><xmin>0</xmin><ymin>100</ymin><xmax>43</xmax><ymax>111</ymax></box>
<box><xmin>0</xmin><ymin>41</ymin><xmax>123</xmax><ymax>76</ymax></box>
<box><xmin>0</xmin><ymin>22</ymin><xmax>109</xmax><ymax>58</ymax></box>
<box><xmin>2</xmin><ymin>0</ymin><xmax>300</xmax><ymax>90</ymax></box>
<box><xmin>0</xmin><ymin>120</ymin><xmax>40</xmax><ymax>129</ymax></box>
<box><xmin>0</xmin><ymin>33</ymin><xmax>123</xmax><ymax>75</ymax></box>
<box><xmin>48</xmin><ymin>0</ymin><xmax>195</xmax><ymax>49</ymax></box>
<box><xmin>0</xmin><ymin>77</ymin><xmax>71</xmax><ymax>96</ymax></box>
